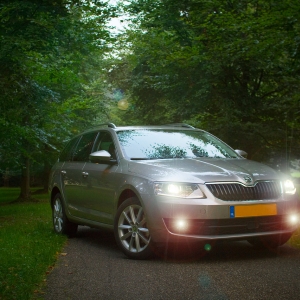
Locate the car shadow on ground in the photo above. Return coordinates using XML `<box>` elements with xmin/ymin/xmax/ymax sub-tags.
<box><xmin>70</xmin><ymin>226</ymin><xmax>300</xmax><ymax>264</ymax></box>
<box><xmin>74</xmin><ymin>226</ymin><xmax>120</xmax><ymax>252</ymax></box>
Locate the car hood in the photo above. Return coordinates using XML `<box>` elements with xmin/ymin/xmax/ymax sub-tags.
<box><xmin>128</xmin><ymin>158</ymin><xmax>280</xmax><ymax>184</ymax></box>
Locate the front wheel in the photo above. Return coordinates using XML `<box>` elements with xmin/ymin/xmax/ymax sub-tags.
<box><xmin>52</xmin><ymin>193</ymin><xmax>78</xmax><ymax>237</ymax></box>
<box><xmin>114</xmin><ymin>197</ymin><xmax>153</xmax><ymax>259</ymax></box>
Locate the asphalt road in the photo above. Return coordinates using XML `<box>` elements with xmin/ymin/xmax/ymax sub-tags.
<box><xmin>42</xmin><ymin>226</ymin><xmax>300</xmax><ymax>300</ymax></box>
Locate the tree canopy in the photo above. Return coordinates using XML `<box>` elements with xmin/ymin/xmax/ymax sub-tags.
<box><xmin>110</xmin><ymin>0</ymin><xmax>300</xmax><ymax>165</ymax></box>
<box><xmin>0</xmin><ymin>0</ymin><xmax>300</xmax><ymax>197</ymax></box>
<box><xmin>0</xmin><ymin>0</ymin><xmax>115</xmax><ymax>198</ymax></box>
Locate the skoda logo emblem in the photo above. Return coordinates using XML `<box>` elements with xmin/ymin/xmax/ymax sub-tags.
<box><xmin>244</xmin><ymin>176</ymin><xmax>252</xmax><ymax>184</ymax></box>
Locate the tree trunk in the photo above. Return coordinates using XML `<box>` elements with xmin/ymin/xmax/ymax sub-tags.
<box><xmin>18</xmin><ymin>157</ymin><xmax>31</xmax><ymax>201</ymax></box>
<box><xmin>42</xmin><ymin>160</ymin><xmax>51</xmax><ymax>192</ymax></box>
<box><xmin>3</xmin><ymin>168</ymin><xmax>11</xmax><ymax>187</ymax></box>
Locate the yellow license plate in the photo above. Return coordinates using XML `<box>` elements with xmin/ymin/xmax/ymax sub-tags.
<box><xmin>230</xmin><ymin>204</ymin><xmax>277</xmax><ymax>218</ymax></box>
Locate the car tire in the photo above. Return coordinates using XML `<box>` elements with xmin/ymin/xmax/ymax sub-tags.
<box><xmin>248</xmin><ymin>232</ymin><xmax>292</xmax><ymax>248</ymax></box>
<box><xmin>52</xmin><ymin>193</ymin><xmax>78</xmax><ymax>237</ymax></box>
<box><xmin>114</xmin><ymin>197</ymin><xmax>153</xmax><ymax>259</ymax></box>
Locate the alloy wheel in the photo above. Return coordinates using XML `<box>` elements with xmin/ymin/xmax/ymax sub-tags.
<box><xmin>53</xmin><ymin>197</ymin><xmax>64</xmax><ymax>233</ymax></box>
<box><xmin>117</xmin><ymin>204</ymin><xmax>151</xmax><ymax>254</ymax></box>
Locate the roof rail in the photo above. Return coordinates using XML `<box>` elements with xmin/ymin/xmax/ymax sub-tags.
<box><xmin>164</xmin><ymin>123</ymin><xmax>195</xmax><ymax>129</ymax></box>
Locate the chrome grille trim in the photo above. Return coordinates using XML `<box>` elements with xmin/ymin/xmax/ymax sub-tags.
<box><xmin>206</xmin><ymin>181</ymin><xmax>281</xmax><ymax>201</ymax></box>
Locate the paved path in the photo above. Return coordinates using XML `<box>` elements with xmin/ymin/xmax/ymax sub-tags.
<box><xmin>41</xmin><ymin>226</ymin><xmax>300</xmax><ymax>300</ymax></box>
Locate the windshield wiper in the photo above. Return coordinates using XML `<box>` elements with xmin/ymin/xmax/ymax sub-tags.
<box><xmin>130</xmin><ymin>157</ymin><xmax>151</xmax><ymax>160</ymax></box>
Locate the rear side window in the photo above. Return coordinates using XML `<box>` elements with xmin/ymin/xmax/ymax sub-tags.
<box><xmin>59</xmin><ymin>137</ymin><xmax>80</xmax><ymax>162</ymax></box>
<box><xmin>73</xmin><ymin>132</ymin><xmax>98</xmax><ymax>162</ymax></box>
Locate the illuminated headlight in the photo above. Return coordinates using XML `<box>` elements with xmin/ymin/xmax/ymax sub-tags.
<box><xmin>154</xmin><ymin>182</ymin><xmax>205</xmax><ymax>198</ymax></box>
<box><xmin>283</xmin><ymin>180</ymin><xmax>296</xmax><ymax>195</ymax></box>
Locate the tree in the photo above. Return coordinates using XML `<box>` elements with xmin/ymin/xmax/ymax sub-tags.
<box><xmin>113</xmin><ymin>0</ymin><xmax>300</xmax><ymax>166</ymax></box>
<box><xmin>0</xmin><ymin>0</ymin><xmax>115</xmax><ymax>200</ymax></box>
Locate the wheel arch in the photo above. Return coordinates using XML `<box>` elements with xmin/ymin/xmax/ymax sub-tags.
<box><xmin>50</xmin><ymin>186</ymin><xmax>61</xmax><ymax>206</ymax></box>
<box><xmin>117</xmin><ymin>188</ymin><xmax>140</xmax><ymax>209</ymax></box>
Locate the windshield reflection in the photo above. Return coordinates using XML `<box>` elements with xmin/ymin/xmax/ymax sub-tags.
<box><xmin>117</xmin><ymin>130</ymin><xmax>239</xmax><ymax>159</ymax></box>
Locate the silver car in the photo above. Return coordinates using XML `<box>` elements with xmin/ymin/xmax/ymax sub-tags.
<box><xmin>49</xmin><ymin>123</ymin><xmax>300</xmax><ymax>259</ymax></box>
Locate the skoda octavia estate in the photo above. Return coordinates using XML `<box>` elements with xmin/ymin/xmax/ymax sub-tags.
<box><xmin>49</xmin><ymin>123</ymin><xmax>300</xmax><ymax>259</ymax></box>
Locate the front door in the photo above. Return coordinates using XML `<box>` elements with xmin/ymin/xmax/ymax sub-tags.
<box><xmin>80</xmin><ymin>131</ymin><xmax>121</xmax><ymax>224</ymax></box>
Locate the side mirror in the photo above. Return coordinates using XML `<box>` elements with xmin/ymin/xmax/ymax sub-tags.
<box><xmin>235</xmin><ymin>149</ymin><xmax>248</xmax><ymax>158</ymax></box>
<box><xmin>89</xmin><ymin>150</ymin><xmax>111</xmax><ymax>163</ymax></box>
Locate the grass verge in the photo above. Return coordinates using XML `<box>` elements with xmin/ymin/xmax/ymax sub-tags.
<box><xmin>0</xmin><ymin>188</ymin><xmax>67</xmax><ymax>300</ymax></box>
<box><xmin>288</xmin><ymin>227</ymin><xmax>300</xmax><ymax>248</ymax></box>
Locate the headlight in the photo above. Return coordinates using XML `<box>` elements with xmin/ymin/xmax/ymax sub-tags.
<box><xmin>283</xmin><ymin>180</ymin><xmax>296</xmax><ymax>195</ymax></box>
<box><xmin>154</xmin><ymin>182</ymin><xmax>206</xmax><ymax>198</ymax></box>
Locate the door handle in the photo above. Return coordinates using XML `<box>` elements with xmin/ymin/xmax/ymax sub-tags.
<box><xmin>82</xmin><ymin>172</ymin><xmax>89</xmax><ymax>178</ymax></box>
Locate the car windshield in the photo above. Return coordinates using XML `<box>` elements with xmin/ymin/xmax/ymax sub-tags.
<box><xmin>117</xmin><ymin>129</ymin><xmax>239</xmax><ymax>159</ymax></box>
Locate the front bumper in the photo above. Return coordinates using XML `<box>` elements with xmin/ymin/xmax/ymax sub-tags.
<box><xmin>142</xmin><ymin>193</ymin><xmax>300</xmax><ymax>243</ymax></box>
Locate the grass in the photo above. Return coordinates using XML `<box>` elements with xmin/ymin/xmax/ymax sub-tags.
<box><xmin>288</xmin><ymin>227</ymin><xmax>300</xmax><ymax>248</ymax></box>
<box><xmin>0</xmin><ymin>188</ymin><xmax>23</xmax><ymax>205</ymax></box>
<box><xmin>0</xmin><ymin>188</ymin><xmax>67</xmax><ymax>300</ymax></box>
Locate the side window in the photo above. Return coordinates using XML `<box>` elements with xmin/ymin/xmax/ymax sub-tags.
<box><xmin>59</xmin><ymin>137</ymin><xmax>80</xmax><ymax>162</ymax></box>
<box><xmin>94</xmin><ymin>132</ymin><xmax>117</xmax><ymax>160</ymax></box>
<box><xmin>73</xmin><ymin>132</ymin><xmax>98</xmax><ymax>162</ymax></box>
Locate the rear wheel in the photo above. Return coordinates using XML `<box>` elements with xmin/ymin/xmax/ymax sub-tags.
<box><xmin>248</xmin><ymin>232</ymin><xmax>292</xmax><ymax>248</ymax></box>
<box><xmin>52</xmin><ymin>193</ymin><xmax>78</xmax><ymax>237</ymax></box>
<box><xmin>114</xmin><ymin>197</ymin><xmax>152</xmax><ymax>259</ymax></box>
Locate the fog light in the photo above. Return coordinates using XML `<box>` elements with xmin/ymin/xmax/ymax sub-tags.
<box><xmin>175</xmin><ymin>219</ymin><xmax>188</xmax><ymax>231</ymax></box>
<box><xmin>288</xmin><ymin>214</ymin><xmax>299</xmax><ymax>225</ymax></box>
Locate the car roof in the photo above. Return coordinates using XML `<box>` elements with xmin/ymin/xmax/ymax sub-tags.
<box><xmin>69</xmin><ymin>123</ymin><xmax>205</xmax><ymax>140</ymax></box>
<box><xmin>85</xmin><ymin>123</ymin><xmax>198</xmax><ymax>132</ymax></box>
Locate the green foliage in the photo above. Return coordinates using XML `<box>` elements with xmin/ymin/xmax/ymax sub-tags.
<box><xmin>1</xmin><ymin>0</ymin><xmax>300</xmax><ymax>189</ymax></box>
<box><xmin>113</xmin><ymin>0</ymin><xmax>300</xmax><ymax>165</ymax></box>
<box><xmin>0</xmin><ymin>1</ymin><xmax>116</xmax><ymax>195</ymax></box>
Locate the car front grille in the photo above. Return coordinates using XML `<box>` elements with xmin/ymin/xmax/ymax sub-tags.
<box><xmin>206</xmin><ymin>181</ymin><xmax>281</xmax><ymax>201</ymax></box>
<box><xmin>163</xmin><ymin>216</ymin><xmax>291</xmax><ymax>236</ymax></box>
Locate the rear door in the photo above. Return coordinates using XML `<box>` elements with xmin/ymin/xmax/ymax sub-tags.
<box><xmin>61</xmin><ymin>131</ymin><xmax>98</xmax><ymax>218</ymax></box>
